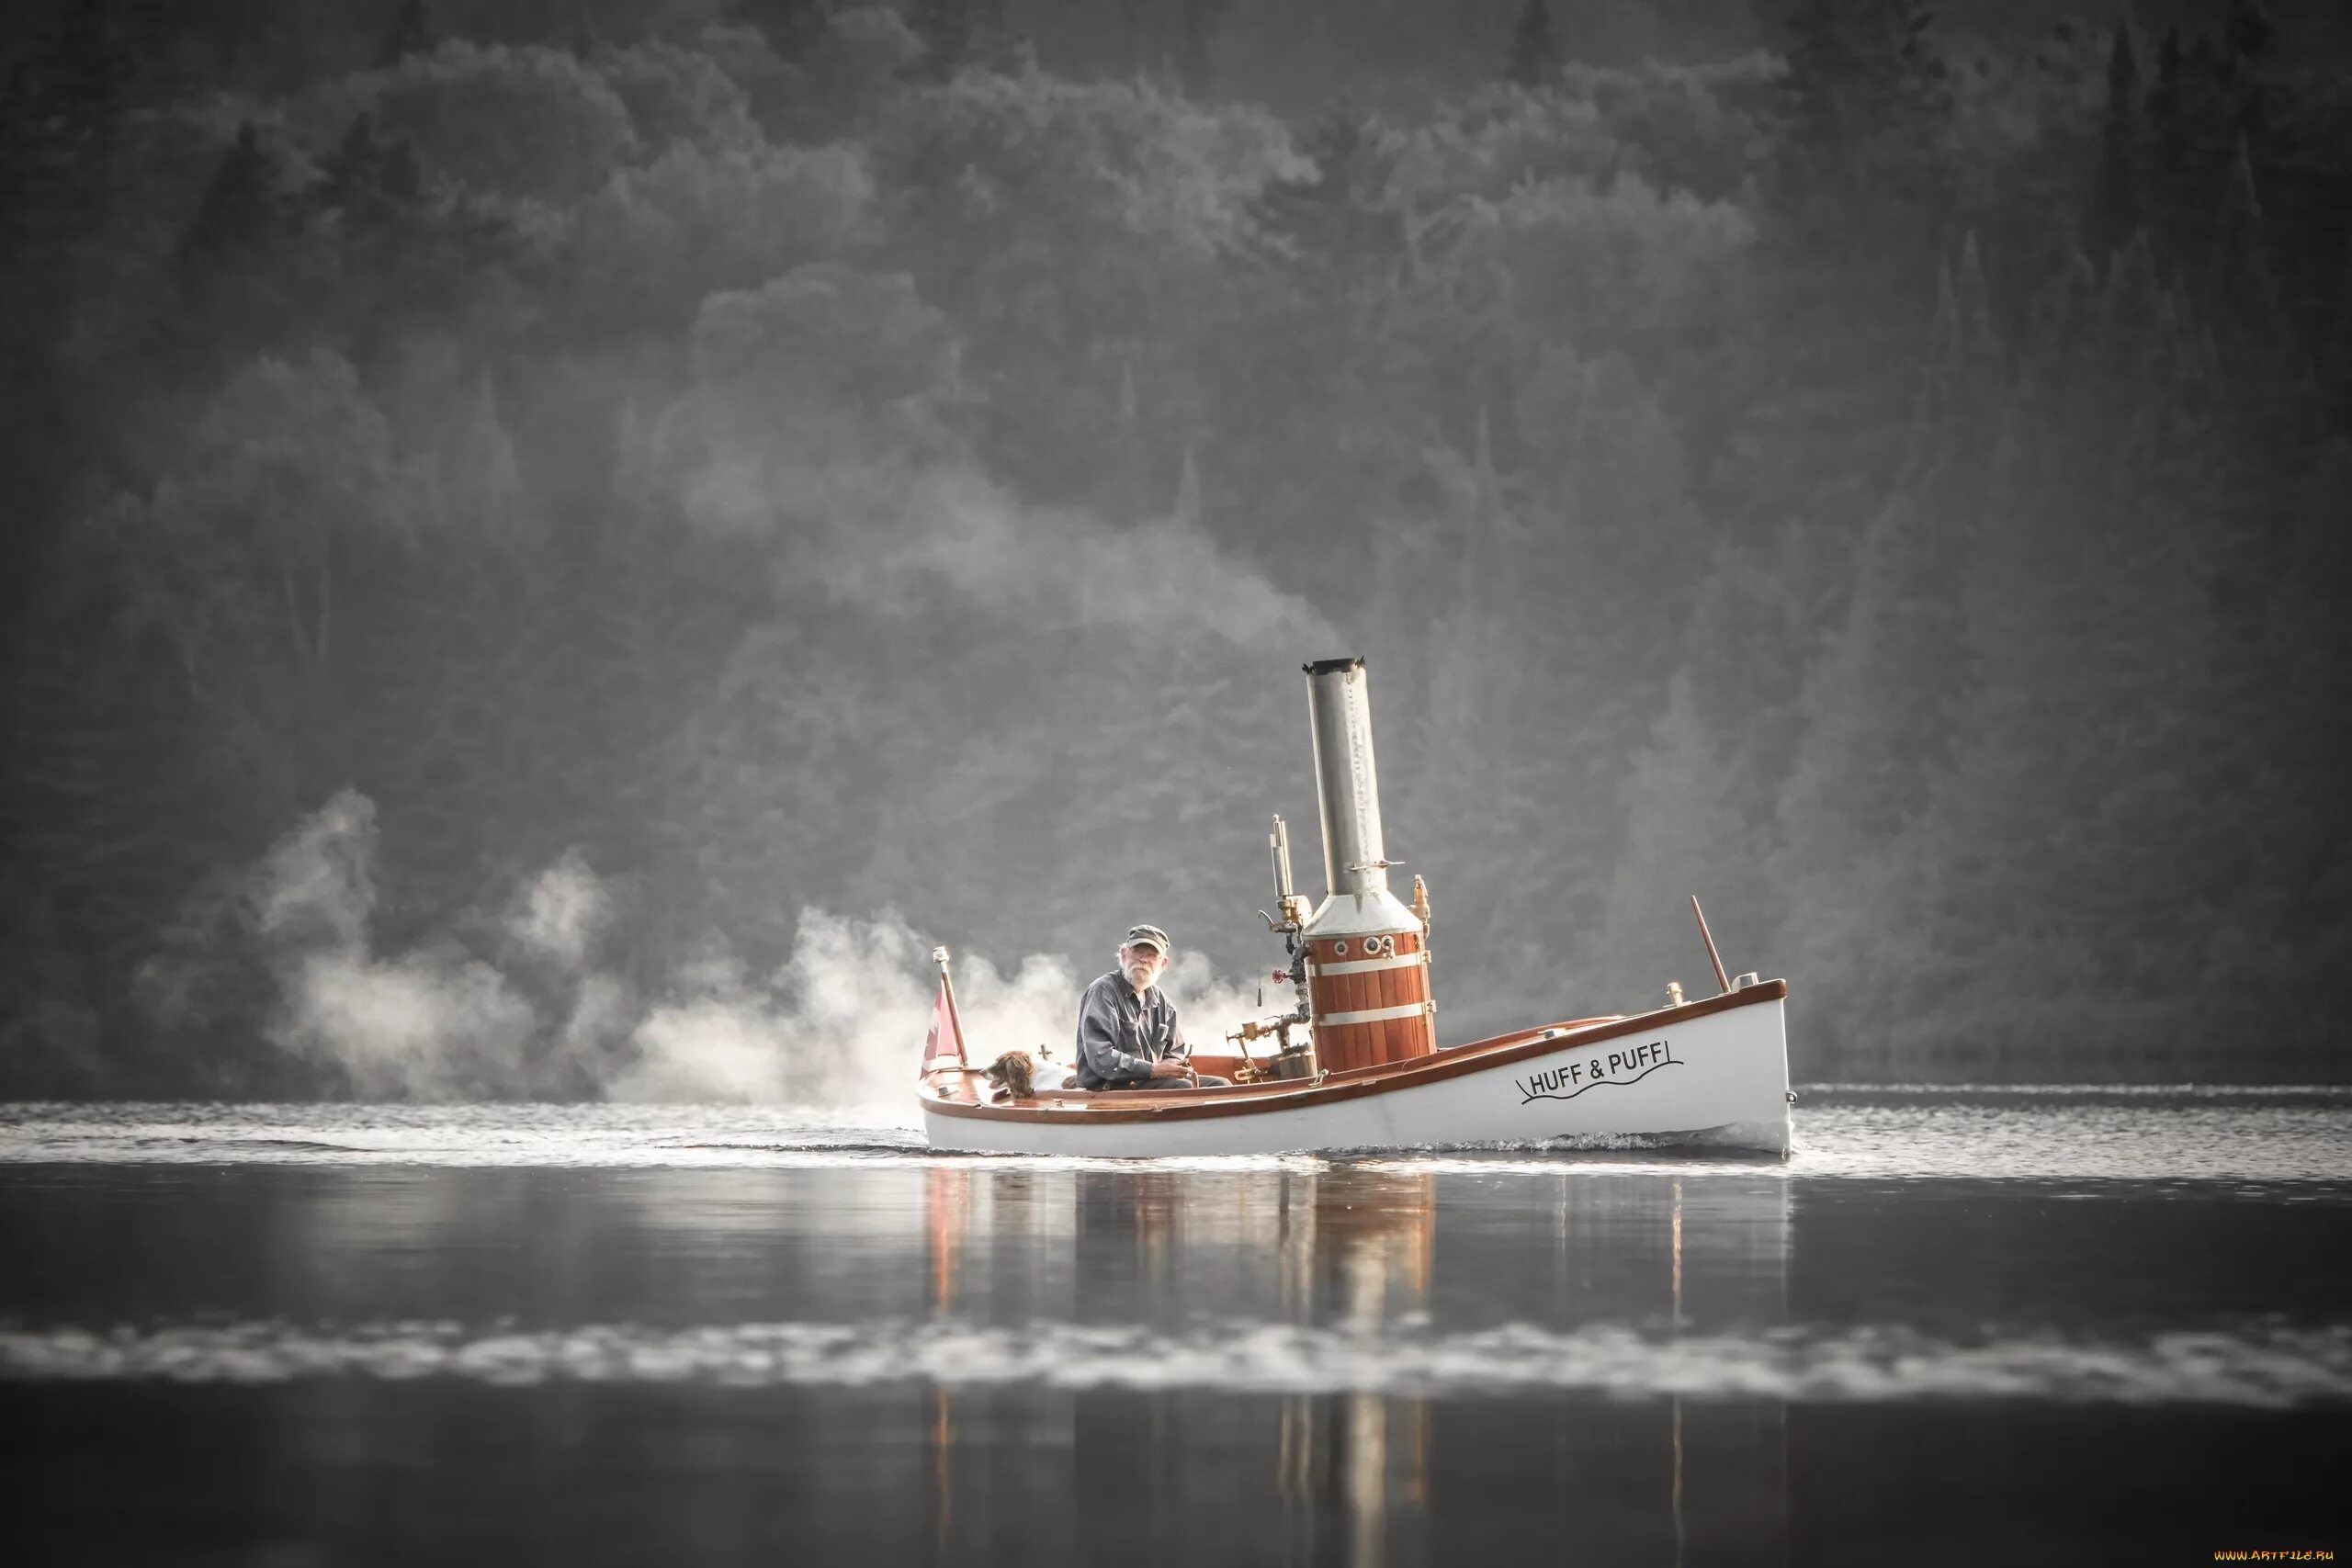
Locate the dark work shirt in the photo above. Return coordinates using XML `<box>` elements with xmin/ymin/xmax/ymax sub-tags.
<box><xmin>1073</xmin><ymin>970</ymin><xmax>1187</xmax><ymax>1089</ymax></box>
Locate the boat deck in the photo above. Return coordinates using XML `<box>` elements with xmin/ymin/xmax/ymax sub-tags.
<box><xmin>920</xmin><ymin>981</ymin><xmax>1785</xmax><ymax>1124</ymax></box>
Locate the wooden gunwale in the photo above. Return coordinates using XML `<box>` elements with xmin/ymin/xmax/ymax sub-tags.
<box><xmin>922</xmin><ymin>979</ymin><xmax>1785</xmax><ymax>1126</ymax></box>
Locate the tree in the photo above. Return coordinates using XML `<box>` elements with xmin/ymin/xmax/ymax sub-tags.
<box><xmin>910</xmin><ymin>0</ymin><xmax>1005</xmax><ymax>77</ymax></box>
<box><xmin>174</xmin><ymin>123</ymin><xmax>291</xmax><ymax>326</ymax></box>
<box><xmin>667</xmin><ymin>622</ymin><xmax>881</xmax><ymax>964</ymax></box>
<box><xmin>871</xmin><ymin>67</ymin><xmax>1293</xmax><ymax>505</ymax></box>
<box><xmin>1244</xmin><ymin>108</ymin><xmax>1401</xmax><ymax>292</ymax></box>
<box><xmin>2207</xmin><ymin>133</ymin><xmax>2278</xmax><ymax>325</ymax></box>
<box><xmin>567</xmin><ymin>139</ymin><xmax>875</xmax><ymax>332</ymax></box>
<box><xmin>2224</xmin><ymin>0</ymin><xmax>2276</xmax><ymax>71</ymax></box>
<box><xmin>1776</xmin><ymin>0</ymin><xmax>1950</xmax><ymax>202</ymax></box>
<box><xmin>2090</xmin><ymin>21</ymin><xmax>2142</xmax><ymax>262</ymax></box>
<box><xmin>171</xmin><ymin>351</ymin><xmax>424</xmax><ymax>698</ymax></box>
<box><xmin>651</xmin><ymin>264</ymin><xmax>963</xmax><ymax>531</ymax></box>
<box><xmin>2144</xmin><ymin>24</ymin><xmax>2191</xmax><ymax>260</ymax></box>
<box><xmin>2202</xmin><ymin>133</ymin><xmax>2312</xmax><ymax>560</ymax></box>
<box><xmin>593</xmin><ymin>38</ymin><xmax>762</xmax><ymax>153</ymax></box>
<box><xmin>0</xmin><ymin>2</ymin><xmax>137</xmax><ymax>694</ymax></box>
<box><xmin>1746</xmin><ymin>0</ymin><xmax>1956</xmax><ymax>603</ymax></box>
<box><xmin>1174</xmin><ymin>0</ymin><xmax>1238</xmax><ymax>94</ymax></box>
<box><xmin>1593</xmin><ymin>670</ymin><xmax>1770</xmax><ymax>1015</ymax></box>
<box><xmin>178</xmin><ymin>120</ymin><xmax>282</xmax><ymax>266</ymax></box>
<box><xmin>309</xmin><ymin>113</ymin><xmax>538</xmax><ymax>368</ymax></box>
<box><xmin>376</xmin><ymin>0</ymin><xmax>435</xmax><ymax>67</ymax></box>
<box><xmin>1881</xmin><ymin>231</ymin><xmax>2267</xmax><ymax>1070</ymax></box>
<box><xmin>1509</xmin><ymin>0</ymin><xmax>1560</xmax><ymax>89</ymax></box>
<box><xmin>2324</xmin><ymin>244</ymin><xmax>2352</xmax><ymax>435</ymax></box>
<box><xmin>1768</xmin><ymin>479</ymin><xmax>1966</xmax><ymax>1049</ymax></box>
<box><xmin>368</xmin><ymin>41</ymin><xmax>638</xmax><ymax>202</ymax></box>
<box><xmin>728</xmin><ymin>0</ymin><xmax>833</xmax><ymax>62</ymax></box>
<box><xmin>321</xmin><ymin>113</ymin><xmax>424</xmax><ymax>216</ymax></box>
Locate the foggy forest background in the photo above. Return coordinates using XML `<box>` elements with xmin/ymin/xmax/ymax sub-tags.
<box><xmin>4</xmin><ymin>0</ymin><xmax>2347</xmax><ymax>1099</ymax></box>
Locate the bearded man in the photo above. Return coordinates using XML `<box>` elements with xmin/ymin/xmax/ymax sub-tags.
<box><xmin>1072</xmin><ymin>924</ymin><xmax>1231</xmax><ymax>1091</ymax></box>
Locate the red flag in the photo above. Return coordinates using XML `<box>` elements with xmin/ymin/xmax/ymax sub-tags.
<box><xmin>920</xmin><ymin>976</ymin><xmax>964</xmax><ymax>1075</ymax></box>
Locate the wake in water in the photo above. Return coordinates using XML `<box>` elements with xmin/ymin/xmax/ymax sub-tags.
<box><xmin>5</xmin><ymin>1317</ymin><xmax>2347</xmax><ymax>1409</ymax></box>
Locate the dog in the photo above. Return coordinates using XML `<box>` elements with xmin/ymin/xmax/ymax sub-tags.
<box><xmin>985</xmin><ymin>1051</ymin><xmax>1036</xmax><ymax>1101</ymax></box>
<box><xmin>985</xmin><ymin>1050</ymin><xmax>1076</xmax><ymax>1100</ymax></box>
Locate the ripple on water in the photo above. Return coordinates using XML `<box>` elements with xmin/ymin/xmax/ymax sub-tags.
<box><xmin>2</xmin><ymin>1317</ymin><xmax>2347</xmax><ymax>1409</ymax></box>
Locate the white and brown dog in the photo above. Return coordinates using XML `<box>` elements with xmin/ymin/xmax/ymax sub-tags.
<box><xmin>984</xmin><ymin>1050</ymin><xmax>1075</xmax><ymax>1101</ymax></box>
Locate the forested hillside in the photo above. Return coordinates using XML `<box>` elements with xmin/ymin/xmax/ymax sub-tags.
<box><xmin>4</xmin><ymin>0</ymin><xmax>2347</xmax><ymax>1096</ymax></box>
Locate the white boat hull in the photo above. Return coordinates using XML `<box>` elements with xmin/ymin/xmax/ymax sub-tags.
<box><xmin>920</xmin><ymin>986</ymin><xmax>1792</xmax><ymax>1156</ymax></box>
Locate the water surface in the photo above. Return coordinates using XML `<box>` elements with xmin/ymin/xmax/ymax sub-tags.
<box><xmin>3</xmin><ymin>1090</ymin><xmax>2346</xmax><ymax>1564</ymax></box>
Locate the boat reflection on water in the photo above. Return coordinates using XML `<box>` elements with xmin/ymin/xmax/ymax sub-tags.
<box><xmin>1266</xmin><ymin>1172</ymin><xmax>1434</xmax><ymax>1568</ymax></box>
<box><xmin>921</xmin><ymin>1163</ymin><xmax>1791</xmax><ymax>1566</ymax></box>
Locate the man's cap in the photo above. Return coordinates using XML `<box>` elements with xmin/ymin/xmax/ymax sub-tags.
<box><xmin>1124</xmin><ymin>924</ymin><xmax>1171</xmax><ymax>955</ymax></box>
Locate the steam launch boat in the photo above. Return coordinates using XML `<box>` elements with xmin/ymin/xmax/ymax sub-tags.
<box><xmin>917</xmin><ymin>659</ymin><xmax>1792</xmax><ymax>1156</ymax></box>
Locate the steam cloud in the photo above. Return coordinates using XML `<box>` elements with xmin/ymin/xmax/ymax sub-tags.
<box><xmin>794</xmin><ymin>464</ymin><xmax>1340</xmax><ymax>652</ymax></box>
<box><xmin>245</xmin><ymin>791</ymin><xmax>1276</xmax><ymax>1108</ymax></box>
<box><xmin>186</xmin><ymin>334</ymin><xmax>1333</xmax><ymax>1104</ymax></box>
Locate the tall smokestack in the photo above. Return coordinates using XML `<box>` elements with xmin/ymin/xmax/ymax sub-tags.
<box><xmin>1304</xmin><ymin>657</ymin><xmax>1392</xmax><ymax>901</ymax></box>
<box><xmin>1297</xmin><ymin>658</ymin><xmax>1436</xmax><ymax>1071</ymax></box>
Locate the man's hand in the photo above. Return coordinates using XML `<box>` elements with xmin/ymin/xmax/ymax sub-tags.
<box><xmin>1148</xmin><ymin>1057</ymin><xmax>1191</xmax><ymax>1080</ymax></box>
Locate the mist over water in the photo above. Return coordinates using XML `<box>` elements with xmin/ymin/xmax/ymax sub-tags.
<box><xmin>200</xmin><ymin>785</ymin><xmax>1285</xmax><ymax>1104</ymax></box>
<box><xmin>105</xmin><ymin>404</ymin><xmax>1338</xmax><ymax>1104</ymax></box>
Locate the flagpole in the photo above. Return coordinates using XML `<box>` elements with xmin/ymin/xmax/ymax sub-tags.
<box><xmin>931</xmin><ymin>946</ymin><xmax>970</xmax><ymax>1068</ymax></box>
<box><xmin>1689</xmin><ymin>895</ymin><xmax>1730</xmax><ymax>997</ymax></box>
